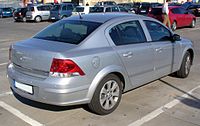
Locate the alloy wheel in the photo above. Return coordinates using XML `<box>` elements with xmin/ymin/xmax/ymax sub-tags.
<box><xmin>99</xmin><ymin>80</ymin><xmax>120</xmax><ymax>110</ymax></box>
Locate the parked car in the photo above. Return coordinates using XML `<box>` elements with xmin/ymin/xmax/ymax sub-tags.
<box><xmin>0</xmin><ymin>7</ymin><xmax>13</xmax><ymax>18</ymax></box>
<box><xmin>117</xmin><ymin>3</ymin><xmax>136</xmax><ymax>13</ymax></box>
<box><xmin>49</xmin><ymin>3</ymin><xmax>74</xmax><ymax>21</ymax></box>
<box><xmin>7</xmin><ymin>13</ymin><xmax>194</xmax><ymax>115</ymax></box>
<box><xmin>26</xmin><ymin>4</ymin><xmax>52</xmax><ymax>22</ymax></box>
<box><xmin>182</xmin><ymin>4</ymin><xmax>200</xmax><ymax>17</ymax></box>
<box><xmin>148</xmin><ymin>6</ymin><xmax>196</xmax><ymax>30</ymax></box>
<box><xmin>134</xmin><ymin>2</ymin><xmax>161</xmax><ymax>14</ymax></box>
<box><xmin>89</xmin><ymin>6</ymin><xmax>129</xmax><ymax>13</ymax></box>
<box><xmin>13</xmin><ymin>7</ymin><xmax>28</xmax><ymax>22</ymax></box>
<box><xmin>72</xmin><ymin>6</ymin><xmax>91</xmax><ymax>15</ymax></box>
<box><xmin>95</xmin><ymin>1</ymin><xmax>116</xmax><ymax>6</ymax></box>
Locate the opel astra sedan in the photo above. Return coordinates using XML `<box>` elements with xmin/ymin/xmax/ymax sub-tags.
<box><xmin>7</xmin><ymin>13</ymin><xmax>194</xmax><ymax>115</ymax></box>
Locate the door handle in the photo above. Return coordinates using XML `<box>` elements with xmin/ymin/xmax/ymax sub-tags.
<box><xmin>122</xmin><ymin>51</ymin><xmax>133</xmax><ymax>57</ymax></box>
<box><xmin>155</xmin><ymin>48</ymin><xmax>163</xmax><ymax>52</ymax></box>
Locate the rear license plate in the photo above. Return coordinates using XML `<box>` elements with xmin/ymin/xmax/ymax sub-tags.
<box><xmin>14</xmin><ymin>81</ymin><xmax>33</xmax><ymax>94</ymax></box>
<box><xmin>51</xmin><ymin>17</ymin><xmax>55</xmax><ymax>19</ymax></box>
<box><xmin>141</xmin><ymin>10</ymin><xmax>146</xmax><ymax>12</ymax></box>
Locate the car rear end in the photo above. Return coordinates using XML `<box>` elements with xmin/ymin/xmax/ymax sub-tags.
<box><xmin>148</xmin><ymin>7</ymin><xmax>164</xmax><ymax>22</ymax></box>
<box><xmin>26</xmin><ymin>6</ymin><xmax>36</xmax><ymax>21</ymax></box>
<box><xmin>2</xmin><ymin>8</ymin><xmax>13</xmax><ymax>17</ymax></box>
<box><xmin>13</xmin><ymin>8</ymin><xmax>27</xmax><ymax>21</ymax></box>
<box><xmin>50</xmin><ymin>4</ymin><xmax>61</xmax><ymax>21</ymax></box>
<box><xmin>7</xmin><ymin>19</ymin><xmax>103</xmax><ymax>106</ymax></box>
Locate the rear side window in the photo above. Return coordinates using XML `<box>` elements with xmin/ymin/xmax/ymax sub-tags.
<box><xmin>73</xmin><ymin>7</ymin><xmax>84</xmax><ymax>12</ymax></box>
<box><xmin>34</xmin><ymin>20</ymin><xmax>102</xmax><ymax>45</ymax></box>
<box><xmin>28</xmin><ymin>7</ymin><xmax>34</xmax><ymax>11</ymax></box>
<box><xmin>144</xmin><ymin>20</ymin><xmax>171</xmax><ymax>41</ymax></box>
<box><xmin>52</xmin><ymin>5</ymin><xmax>60</xmax><ymax>11</ymax></box>
<box><xmin>109</xmin><ymin>21</ymin><xmax>146</xmax><ymax>46</ymax></box>
<box><xmin>171</xmin><ymin>8</ymin><xmax>180</xmax><ymax>14</ymax></box>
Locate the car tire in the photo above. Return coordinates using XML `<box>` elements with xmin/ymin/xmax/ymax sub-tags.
<box><xmin>190</xmin><ymin>19</ymin><xmax>196</xmax><ymax>28</ymax></box>
<box><xmin>22</xmin><ymin>17</ymin><xmax>26</xmax><ymax>22</ymax></box>
<box><xmin>176</xmin><ymin>51</ymin><xmax>191</xmax><ymax>78</ymax></box>
<box><xmin>35</xmin><ymin>16</ymin><xmax>42</xmax><ymax>23</ymax></box>
<box><xmin>88</xmin><ymin>74</ymin><xmax>122</xmax><ymax>115</ymax></box>
<box><xmin>171</xmin><ymin>21</ymin><xmax>177</xmax><ymax>31</ymax></box>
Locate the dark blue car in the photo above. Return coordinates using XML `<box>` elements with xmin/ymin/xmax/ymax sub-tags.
<box><xmin>49</xmin><ymin>3</ymin><xmax>74</xmax><ymax>21</ymax></box>
<box><xmin>0</xmin><ymin>7</ymin><xmax>13</xmax><ymax>18</ymax></box>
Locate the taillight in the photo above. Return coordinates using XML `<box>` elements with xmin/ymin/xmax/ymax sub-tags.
<box><xmin>50</xmin><ymin>58</ymin><xmax>85</xmax><ymax>78</ymax></box>
<box><xmin>149</xmin><ymin>7</ymin><xmax>152</xmax><ymax>12</ymax></box>
<box><xmin>19</xmin><ymin>12</ymin><xmax>21</xmax><ymax>16</ymax></box>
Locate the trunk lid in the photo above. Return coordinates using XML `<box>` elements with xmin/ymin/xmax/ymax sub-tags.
<box><xmin>11</xmin><ymin>38</ymin><xmax>77</xmax><ymax>77</ymax></box>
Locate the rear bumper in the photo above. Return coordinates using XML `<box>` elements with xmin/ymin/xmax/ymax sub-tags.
<box><xmin>7</xmin><ymin>63</ymin><xmax>90</xmax><ymax>106</ymax></box>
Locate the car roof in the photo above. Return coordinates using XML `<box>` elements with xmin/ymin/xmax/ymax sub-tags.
<box><xmin>67</xmin><ymin>13</ymin><xmax>148</xmax><ymax>23</ymax></box>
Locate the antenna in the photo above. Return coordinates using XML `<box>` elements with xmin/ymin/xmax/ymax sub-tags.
<box><xmin>78</xmin><ymin>12</ymin><xmax>83</xmax><ymax>19</ymax></box>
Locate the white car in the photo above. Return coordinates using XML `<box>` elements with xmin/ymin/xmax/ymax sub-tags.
<box><xmin>72</xmin><ymin>6</ymin><xmax>91</xmax><ymax>15</ymax></box>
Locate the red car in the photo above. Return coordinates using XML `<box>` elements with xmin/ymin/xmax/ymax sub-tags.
<box><xmin>148</xmin><ymin>6</ymin><xmax>196</xmax><ymax>30</ymax></box>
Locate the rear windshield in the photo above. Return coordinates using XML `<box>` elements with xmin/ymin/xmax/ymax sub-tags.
<box><xmin>34</xmin><ymin>20</ymin><xmax>102</xmax><ymax>45</ymax></box>
<box><xmin>3</xmin><ymin>8</ymin><xmax>12</xmax><ymax>11</ymax></box>
<box><xmin>28</xmin><ymin>7</ymin><xmax>34</xmax><ymax>11</ymax></box>
<box><xmin>90</xmin><ymin>7</ymin><xmax>104</xmax><ymax>13</ymax></box>
<box><xmin>52</xmin><ymin>5</ymin><xmax>60</xmax><ymax>11</ymax></box>
<box><xmin>73</xmin><ymin>7</ymin><xmax>84</xmax><ymax>12</ymax></box>
<box><xmin>150</xmin><ymin>8</ymin><xmax>162</xmax><ymax>15</ymax></box>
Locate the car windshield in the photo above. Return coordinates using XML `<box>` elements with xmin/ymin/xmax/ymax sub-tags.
<box><xmin>90</xmin><ymin>7</ymin><xmax>104</xmax><ymax>13</ymax></box>
<box><xmin>3</xmin><ymin>8</ymin><xmax>11</xmax><ymax>11</ymax></box>
<box><xmin>34</xmin><ymin>20</ymin><xmax>102</xmax><ymax>45</ymax></box>
<box><xmin>73</xmin><ymin>7</ymin><xmax>84</xmax><ymax>12</ymax></box>
<box><xmin>52</xmin><ymin>5</ymin><xmax>60</xmax><ymax>11</ymax></box>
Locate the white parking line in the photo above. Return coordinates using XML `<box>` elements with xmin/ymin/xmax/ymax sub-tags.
<box><xmin>0</xmin><ymin>62</ymin><xmax>8</xmax><ymax>66</ymax></box>
<box><xmin>0</xmin><ymin>47</ymin><xmax>8</xmax><ymax>51</ymax></box>
<box><xmin>128</xmin><ymin>85</ymin><xmax>200</xmax><ymax>126</ymax></box>
<box><xmin>0</xmin><ymin>91</ymin><xmax>13</xmax><ymax>97</ymax></box>
<box><xmin>0</xmin><ymin>101</ymin><xmax>44</xmax><ymax>126</ymax></box>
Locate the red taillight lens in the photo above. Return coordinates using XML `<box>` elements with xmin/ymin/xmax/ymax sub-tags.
<box><xmin>50</xmin><ymin>58</ymin><xmax>85</xmax><ymax>77</ymax></box>
<box><xmin>19</xmin><ymin>12</ymin><xmax>21</xmax><ymax>16</ymax></box>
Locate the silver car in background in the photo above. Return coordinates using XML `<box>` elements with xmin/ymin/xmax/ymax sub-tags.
<box><xmin>26</xmin><ymin>4</ymin><xmax>52</xmax><ymax>22</ymax></box>
<box><xmin>7</xmin><ymin>13</ymin><xmax>194</xmax><ymax>115</ymax></box>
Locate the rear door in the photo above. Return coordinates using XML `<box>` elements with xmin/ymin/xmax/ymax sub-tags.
<box><xmin>107</xmin><ymin>20</ymin><xmax>154</xmax><ymax>86</ymax></box>
<box><xmin>179</xmin><ymin>7</ymin><xmax>193</xmax><ymax>26</ymax></box>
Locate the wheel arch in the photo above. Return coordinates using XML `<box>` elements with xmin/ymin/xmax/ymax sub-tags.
<box><xmin>86</xmin><ymin>65</ymin><xmax>131</xmax><ymax>101</ymax></box>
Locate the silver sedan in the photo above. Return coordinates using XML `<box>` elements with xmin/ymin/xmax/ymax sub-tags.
<box><xmin>7</xmin><ymin>13</ymin><xmax>194</xmax><ymax>115</ymax></box>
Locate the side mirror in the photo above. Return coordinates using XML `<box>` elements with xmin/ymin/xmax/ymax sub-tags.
<box><xmin>172</xmin><ymin>34</ymin><xmax>181</xmax><ymax>42</ymax></box>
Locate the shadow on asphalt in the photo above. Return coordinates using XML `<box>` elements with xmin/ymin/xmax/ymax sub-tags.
<box><xmin>159</xmin><ymin>79</ymin><xmax>200</xmax><ymax>109</ymax></box>
<box><xmin>12</xmin><ymin>91</ymin><xmax>91</xmax><ymax>112</ymax></box>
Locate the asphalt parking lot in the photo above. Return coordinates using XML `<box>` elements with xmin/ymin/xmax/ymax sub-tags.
<box><xmin>0</xmin><ymin>17</ymin><xmax>200</xmax><ymax>126</ymax></box>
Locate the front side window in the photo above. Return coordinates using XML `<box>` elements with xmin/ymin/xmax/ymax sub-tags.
<box><xmin>34</xmin><ymin>20</ymin><xmax>102</xmax><ymax>45</ymax></box>
<box><xmin>144</xmin><ymin>20</ymin><xmax>171</xmax><ymax>42</ymax></box>
<box><xmin>109</xmin><ymin>21</ymin><xmax>146</xmax><ymax>46</ymax></box>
